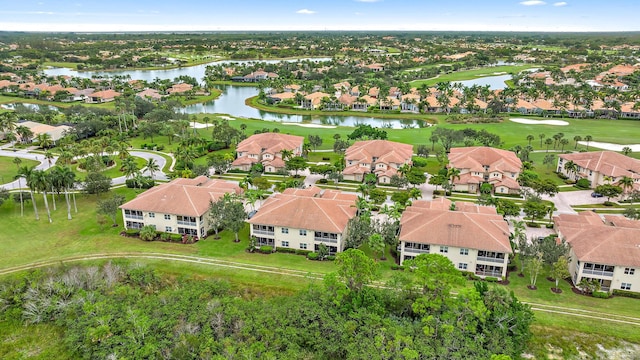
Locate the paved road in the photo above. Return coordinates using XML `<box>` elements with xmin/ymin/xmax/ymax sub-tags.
<box><xmin>111</xmin><ymin>150</ymin><xmax>170</xmax><ymax>185</ymax></box>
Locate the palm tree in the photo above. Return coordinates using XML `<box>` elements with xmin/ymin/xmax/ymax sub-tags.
<box><xmin>51</xmin><ymin>166</ymin><xmax>76</xmax><ymax>220</ymax></box>
<box><xmin>36</xmin><ymin>133</ymin><xmax>53</xmax><ymax>150</ymax></box>
<box><xmin>408</xmin><ymin>187</ymin><xmax>422</xmax><ymax>200</ymax></box>
<box><xmin>563</xmin><ymin>160</ymin><xmax>577</xmax><ymax>180</ymax></box>
<box><xmin>584</xmin><ymin>135</ymin><xmax>593</xmax><ymax>150</ymax></box>
<box><xmin>122</xmin><ymin>156</ymin><xmax>140</xmax><ymax>181</ymax></box>
<box><xmin>526</xmin><ymin>134</ymin><xmax>534</xmax><ymax>146</ymax></box>
<box><xmin>446</xmin><ymin>167</ymin><xmax>461</xmax><ymax>196</ymax></box>
<box><xmin>538</xmin><ymin>133</ymin><xmax>546</xmax><ymax>148</ymax></box>
<box><xmin>622</xmin><ymin>147</ymin><xmax>632</xmax><ymax>156</ymax></box>
<box><xmin>544</xmin><ymin>138</ymin><xmax>554</xmax><ymax>152</ymax></box>
<box><xmin>30</xmin><ymin>169</ymin><xmax>52</xmax><ymax>223</ymax></box>
<box><xmin>573</xmin><ymin>135</ymin><xmax>582</xmax><ymax>150</ymax></box>
<box><xmin>20</xmin><ymin>166</ymin><xmax>39</xmax><ymax>220</ymax></box>
<box><xmin>280</xmin><ymin>149</ymin><xmax>294</xmax><ymax>161</ymax></box>
<box><xmin>144</xmin><ymin>158</ymin><xmax>160</xmax><ymax>182</ymax></box>
<box><xmin>560</xmin><ymin>138</ymin><xmax>569</xmax><ymax>151</ymax></box>
<box><xmin>618</xmin><ymin>176</ymin><xmax>634</xmax><ymax>199</ymax></box>
<box><xmin>13</xmin><ymin>157</ymin><xmax>24</xmax><ymax>216</ymax></box>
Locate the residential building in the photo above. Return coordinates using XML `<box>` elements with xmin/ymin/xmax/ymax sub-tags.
<box><xmin>557</xmin><ymin>151</ymin><xmax>640</xmax><ymax>190</ymax></box>
<box><xmin>247</xmin><ymin>188</ymin><xmax>358</xmax><ymax>254</ymax></box>
<box><xmin>85</xmin><ymin>89</ymin><xmax>121</xmax><ymax>103</ymax></box>
<box><xmin>448</xmin><ymin>147</ymin><xmax>522</xmax><ymax>194</ymax></box>
<box><xmin>119</xmin><ymin>176</ymin><xmax>242</xmax><ymax>238</ymax></box>
<box><xmin>555</xmin><ymin>211</ymin><xmax>640</xmax><ymax>294</ymax></box>
<box><xmin>398</xmin><ymin>198</ymin><xmax>512</xmax><ymax>279</ymax></box>
<box><xmin>14</xmin><ymin>120</ymin><xmax>72</xmax><ymax>144</ymax></box>
<box><xmin>231</xmin><ymin>133</ymin><xmax>304</xmax><ymax>173</ymax></box>
<box><xmin>343</xmin><ymin>140</ymin><xmax>413</xmax><ymax>184</ymax></box>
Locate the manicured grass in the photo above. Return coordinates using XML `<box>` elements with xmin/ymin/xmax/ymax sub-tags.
<box><xmin>409</xmin><ymin>64</ymin><xmax>539</xmax><ymax>87</ymax></box>
<box><xmin>0</xmin><ymin>156</ymin><xmax>38</xmax><ymax>185</ymax></box>
<box><xmin>0</xmin><ymin>95</ymin><xmax>114</xmax><ymax>110</ymax></box>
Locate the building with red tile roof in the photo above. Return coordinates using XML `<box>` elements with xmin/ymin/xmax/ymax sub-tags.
<box><xmin>448</xmin><ymin>147</ymin><xmax>522</xmax><ymax>194</ymax></box>
<box><xmin>231</xmin><ymin>133</ymin><xmax>304</xmax><ymax>173</ymax></box>
<box><xmin>343</xmin><ymin>140</ymin><xmax>414</xmax><ymax>184</ymax></box>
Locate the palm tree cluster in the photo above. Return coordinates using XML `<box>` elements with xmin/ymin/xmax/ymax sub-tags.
<box><xmin>17</xmin><ymin>164</ymin><xmax>77</xmax><ymax>223</ymax></box>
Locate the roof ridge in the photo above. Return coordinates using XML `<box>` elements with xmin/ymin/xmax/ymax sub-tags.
<box><xmin>183</xmin><ymin>186</ymin><xmax>199</xmax><ymax>216</ymax></box>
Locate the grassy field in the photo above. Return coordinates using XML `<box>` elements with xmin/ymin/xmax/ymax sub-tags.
<box><xmin>0</xmin><ymin>156</ymin><xmax>38</xmax><ymax>185</ymax></box>
<box><xmin>409</xmin><ymin>64</ymin><xmax>539</xmax><ymax>87</ymax></box>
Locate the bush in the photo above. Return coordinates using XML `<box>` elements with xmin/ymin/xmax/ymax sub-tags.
<box><xmin>207</xmin><ymin>141</ymin><xmax>226</xmax><ymax>152</ymax></box>
<box><xmin>170</xmin><ymin>234</ymin><xmax>183</xmax><ymax>242</ymax></box>
<box><xmin>259</xmin><ymin>246</ymin><xmax>273</xmax><ymax>254</ymax></box>
<box><xmin>276</xmin><ymin>247</ymin><xmax>297</xmax><ymax>254</ymax></box>
<box><xmin>411</xmin><ymin>156</ymin><xmax>428</xmax><ymax>168</ymax></box>
<box><xmin>156</xmin><ymin>145</ymin><xmax>165</xmax><ymax>151</ymax></box>
<box><xmin>125</xmin><ymin>229</ymin><xmax>140</xmax><ymax>237</ymax></box>
<box><xmin>326</xmin><ymin>255</ymin><xmax>336</xmax><ymax>261</ymax></box>
<box><xmin>575</xmin><ymin>178</ymin><xmax>591</xmax><ymax>189</ymax></box>
<box><xmin>545</xmin><ymin>223</ymin><xmax>554</xmax><ymax>229</ymax></box>
<box><xmin>612</xmin><ymin>289</ymin><xmax>640</xmax><ymax>299</ymax></box>
<box><xmin>295</xmin><ymin>249</ymin><xmax>311</xmax><ymax>256</ymax></box>
<box><xmin>125</xmin><ymin>177</ymin><xmax>155</xmax><ymax>189</ymax></box>
<box><xmin>485</xmin><ymin>277</ymin><xmax>499</xmax><ymax>283</ymax></box>
<box><xmin>160</xmin><ymin>232</ymin><xmax>171</xmax><ymax>242</ymax></box>
<box><xmin>316</xmin><ymin>178</ymin><xmax>328</xmax><ymax>184</ymax></box>
<box><xmin>592</xmin><ymin>291</ymin><xmax>611</xmax><ymax>299</ymax></box>
<box><xmin>307</xmin><ymin>252</ymin><xmax>319</xmax><ymax>260</ymax></box>
<box><xmin>390</xmin><ymin>264</ymin><xmax>405</xmax><ymax>271</ymax></box>
<box><xmin>603</xmin><ymin>201</ymin><xmax>615</xmax><ymax>206</ymax></box>
<box><xmin>527</xmin><ymin>222</ymin><xmax>541</xmax><ymax>228</ymax></box>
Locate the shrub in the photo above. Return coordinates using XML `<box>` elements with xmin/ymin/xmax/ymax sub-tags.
<box><xmin>326</xmin><ymin>255</ymin><xmax>336</xmax><ymax>261</ymax></box>
<box><xmin>295</xmin><ymin>249</ymin><xmax>311</xmax><ymax>256</ymax></box>
<box><xmin>485</xmin><ymin>277</ymin><xmax>499</xmax><ymax>283</ymax></box>
<box><xmin>276</xmin><ymin>247</ymin><xmax>297</xmax><ymax>254</ymax></box>
<box><xmin>125</xmin><ymin>177</ymin><xmax>155</xmax><ymax>189</ymax></box>
<box><xmin>612</xmin><ymin>289</ymin><xmax>640</xmax><ymax>299</ymax></box>
<box><xmin>170</xmin><ymin>234</ymin><xmax>183</xmax><ymax>242</ymax></box>
<box><xmin>125</xmin><ymin>229</ymin><xmax>140</xmax><ymax>237</ymax></box>
<box><xmin>259</xmin><ymin>246</ymin><xmax>273</xmax><ymax>254</ymax></box>
<box><xmin>390</xmin><ymin>264</ymin><xmax>405</xmax><ymax>271</ymax></box>
<box><xmin>411</xmin><ymin>156</ymin><xmax>428</xmax><ymax>168</ymax></box>
<box><xmin>603</xmin><ymin>201</ymin><xmax>615</xmax><ymax>206</ymax></box>
<box><xmin>545</xmin><ymin>223</ymin><xmax>554</xmax><ymax>229</ymax></box>
<box><xmin>207</xmin><ymin>141</ymin><xmax>226</xmax><ymax>152</ymax></box>
<box><xmin>160</xmin><ymin>232</ymin><xmax>171</xmax><ymax>242</ymax></box>
<box><xmin>527</xmin><ymin>222</ymin><xmax>541</xmax><ymax>228</ymax></box>
<box><xmin>592</xmin><ymin>291</ymin><xmax>611</xmax><ymax>299</ymax></box>
<box><xmin>575</xmin><ymin>178</ymin><xmax>591</xmax><ymax>189</ymax></box>
<box><xmin>307</xmin><ymin>252</ymin><xmax>319</xmax><ymax>260</ymax></box>
<box><xmin>316</xmin><ymin>178</ymin><xmax>328</xmax><ymax>184</ymax></box>
<box><xmin>155</xmin><ymin>145</ymin><xmax>165</xmax><ymax>151</ymax></box>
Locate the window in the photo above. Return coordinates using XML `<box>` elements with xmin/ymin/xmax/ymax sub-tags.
<box><xmin>165</xmin><ymin>226</ymin><xmax>172</xmax><ymax>232</ymax></box>
<box><xmin>164</xmin><ymin>214</ymin><xmax>171</xmax><ymax>220</ymax></box>
<box><xmin>621</xmin><ymin>283</ymin><xmax>632</xmax><ymax>290</ymax></box>
<box><xmin>300</xmin><ymin>243</ymin><xmax>307</xmax><ymax>250</ymax></box>
<box><xmin>148</xmin><ymin>212</ymin><xmax>155</xmax><ymax>218</ymax></box>
<box><xmin>460</xmin><ymin>248</ymin><xmax>469</xmax><ymax>255</ymax></box>
<box><xmin>282</xmin><ymin>228</ymin><xmax>289</xmax><ymax>234</ymax></box>
<box><xmin>281</xmin><ymin>241</ymin><xmax>289</xmax><ymax>247</ymax></box>
<box><xmin>625</xmin><ymin>268</ymin><xmax>635</xmax><ymax>275</ymax></box>
<box><xmin>458</xmin><ymin>263</ymin><xmax>468</xmax><ymax>270</ymax></box>
<box><xmin>440</xmin><ymin>246</ymin><xmax>448</xmax><ymax>254</ymax></box>
<box><xmin>299</xmin><ymin>229</ymin><xmax>307</xmax><ymax>236</ymax></box>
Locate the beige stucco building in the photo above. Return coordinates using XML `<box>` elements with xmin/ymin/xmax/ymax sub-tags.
<box><xmin>555</xmin><ymin>211</ymin><xmax>640</xmax><ymax>294</ymax></box>
<box><xmin>343</xmin><ymin>140</ymin><xmax>413</xmax><ymax>184</ymax></box>
<box><xmin>557</xmin><ymin>151</ymin><xmax>640</xmax><ymax>191</ymax></box>
<box><xmin>399</xmin><ymin>198</ymin><xmax>512</xmax><ymax>279</ymax></box>
<box><xmin>448</xmin><ymin>147</ymin><xmax>522</xmax><ymax>194</ymax></box>
<box><xmin>119</xmin><ymin>176</ymin><xmax>242</xmax><ymax>238</ymax></box>
<box><xmin>231</xmin><ymin>133</ymin><xmax>304</xmax><ymax>173</ymax></box>
<box><xmin>247</xmin><ymin>187</ymin><xmax>357</xmax><ymax>254</ymax></box>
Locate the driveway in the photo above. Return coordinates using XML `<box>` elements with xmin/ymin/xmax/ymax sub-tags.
<box><xmin>112</xmin><ymin>150</ymin><xmax>170</xmax><ymax>185</ymax></box>
<box><xmin>542</xmin><ymin>190</ymin><xmax>606</xmax><ymax>215</ymax></box>
<box><xmin>0</xmin><ymin>146</ymin><xmax>57</xmax><ymax>190</ymax></box>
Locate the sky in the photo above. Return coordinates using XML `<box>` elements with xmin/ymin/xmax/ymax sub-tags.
<box><xmin>0</xmin><ymin>0</ymin><xmax>638</xmax><ymax>33</ymax></box>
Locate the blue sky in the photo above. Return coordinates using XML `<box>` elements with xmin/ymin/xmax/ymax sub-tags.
<box><xmin>0</xmin><ymin>0</ymin><xmax>637</xmax><ymax>32</ymax></box>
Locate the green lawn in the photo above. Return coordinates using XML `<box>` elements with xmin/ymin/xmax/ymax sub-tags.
<box><xmin>409</xmin><ymin>64</ymin><xmax>539</xmax><ymax>87</ymax></box>
<box><xmin>0</xmin><ymin>156</ymin><xmax>38</xmax><ymax>185</ymax></box>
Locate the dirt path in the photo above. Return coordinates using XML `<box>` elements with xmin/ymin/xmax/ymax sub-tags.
<box><xmin>2</xmin><ymin>252</ymin><xmax>639</xmax><ymax>327</ymax></box>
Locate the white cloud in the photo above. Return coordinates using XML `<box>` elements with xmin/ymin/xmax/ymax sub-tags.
<box><xmin>296</xmin><ymin>9</ymin><xmax>316</xmax><ymax>14</ymax></box>
<box><xmin>520</xmin><ymin>1</ymin><xmax>546</xmax><ymax>5</ymax></box>
<box><xmin>553</xmin><ymin>1</ymin><xmax>568</xmax><ymax>6</ymax></box>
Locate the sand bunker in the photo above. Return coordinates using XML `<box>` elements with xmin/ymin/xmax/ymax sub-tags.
<box><xmin>577</xmin><ymin>141</ymin><xmax>640</xmax><ymax>152</ymax></box>
<box><xmin>281</xmin><ymin>122</ymin><xmax>337</xmax><ymax>129</ymax></box>
<box><xmin>509</xmin><ymin>118</ymin><xmax>569</xmax><ymax>126</ymax></box>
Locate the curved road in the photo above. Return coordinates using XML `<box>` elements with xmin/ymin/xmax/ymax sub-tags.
<box><xmin>0</xmin><ymin>147</ymin><xmax>172</xmax><ymax>189</ymax></box>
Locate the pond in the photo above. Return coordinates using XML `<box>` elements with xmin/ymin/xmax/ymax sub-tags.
<box><xmin>43</xmin><ymin>58</ymin><xmax>332</xmax><ymax>83</ymax></box>
<box><xmin>181</xmin><ymin>85</ymin><xmax>427</xmax><ymax>129</ymax></box>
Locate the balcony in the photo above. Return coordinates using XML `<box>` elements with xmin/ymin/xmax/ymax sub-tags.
<box><xmin>252</xmin><ymin>229</ymin><xmax>274</xmax><ymax>236</ymax></box>
<box><xmin>125</xmin><ymin>214</ymin><xmax>143</xmax><ymax>220</ymax></box>
<box><xmin>404</xmin><ymin>247</ymin><xmax>430</xmax><ymax>254</ymax></box>
<box><xmin>314</xmin><ymin>236</ymin><xmax>338</xmax><ymax>244</ymax></box>
<box><xmin>177</xmin><ymin>220</ymin><xmax>197</xmax><ymax>227</ymax></box>
<box><xmin>477</xmin><ymin>256</ymin><xmax>506</xmax><ymax>264</ymax></box>
<box><xmin>476</xmin><ymin>271</ymin><xmax>503</xmax><ymax>278</ymax></box>
<box><xmin>582</xmin><ymin>269</ymin><xmax>614</xmax><ymax>278</ymax></box>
